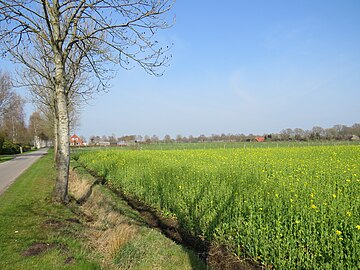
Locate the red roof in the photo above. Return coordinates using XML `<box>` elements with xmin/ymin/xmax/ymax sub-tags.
<box><xmin>255</xmin><ymin>136</ymin><xmax>265</xmax><ymax>142</ymax></box>
<box><xmin>70</xmin><ymin>134</ymin><xmax>84</xmax><ymax>145</ymax></box>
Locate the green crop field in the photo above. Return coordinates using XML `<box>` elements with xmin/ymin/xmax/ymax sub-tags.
<box><xmin>75</xmin><ymin>145</ymin><xmax>360</xmax><ymax>269</ymax></box>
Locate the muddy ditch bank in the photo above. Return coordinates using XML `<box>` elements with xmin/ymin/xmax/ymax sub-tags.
<box><xmin>113</xmin><ymin>188</ymin><xmax>263</xmax><ymax>270</ymax></box>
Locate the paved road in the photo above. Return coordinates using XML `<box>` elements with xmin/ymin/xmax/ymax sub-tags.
<box><xmin>0</xmin><ymin>148</ymin><xmax>49</xmax><ymax>196</ymax></box>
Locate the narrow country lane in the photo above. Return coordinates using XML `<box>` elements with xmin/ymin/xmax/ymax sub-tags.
<box><xmin>0</xmin><ymin>148</ymin><xmax>49</xmax><ymax>195</ymax></box>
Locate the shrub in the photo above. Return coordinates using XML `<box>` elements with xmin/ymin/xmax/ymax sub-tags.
<box><xmin>1</xmin><ymin>140</ymin><xmax>20</xmax><ymax>154</ymax></box>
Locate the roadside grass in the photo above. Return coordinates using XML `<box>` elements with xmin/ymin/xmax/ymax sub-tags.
<box><xmin>0</xmin><ymin>156</ymin><xmax>13</xmax><ymax>163</ymax></box>
<box><xmin>0</xmin><ymin>151</ymin><xmax>207</xmax><ymax>269</ymax></box>
<box><xmin>0</xmin><ymin>148</ymin><xmax>41</xmax><ymax>163</ymax></box>
<box><xmin>0</xmin><ymin>152</ymin><xmax>102</xmax><ymax>270</ymax></box>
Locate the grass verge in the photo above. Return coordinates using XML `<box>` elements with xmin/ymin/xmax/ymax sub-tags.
<box><xmin>0</xmin><ymin>151</ymin><xmax>102</xmax><ymax>270</ymax></box>
<box><xmin>0</xmin><ymin>156</ymin><xmax>13</xmax><ymax>163</ymax></box>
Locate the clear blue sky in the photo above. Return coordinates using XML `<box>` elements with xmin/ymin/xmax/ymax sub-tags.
<box><xmin>1</xmin><ymin>0</ymin><xmax>360</xmax><ymax>140</ymax></box>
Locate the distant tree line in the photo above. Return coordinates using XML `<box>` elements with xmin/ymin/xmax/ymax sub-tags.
<box><xmin>89</xmin><ymin>134</ymin><xmax>139</xmax><ymax>145</ymax></box>
<box><xmin>87</xmin><ymin>123</ymin><xmax>360</xmax><ymax>145</ymax></box>
<box><xmin>275</xmin><ymin>125</ymin><xmax>360</xmax><ymax>141</ymax></box>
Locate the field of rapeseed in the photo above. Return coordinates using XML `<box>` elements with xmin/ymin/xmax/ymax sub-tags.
<box><xmin>75</xmin><ymin>145</ymin><xmax>360</xmax><ymax>269</ymax></box>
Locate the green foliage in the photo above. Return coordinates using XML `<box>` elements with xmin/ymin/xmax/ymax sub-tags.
<box><xmin>22</xmin><ymin>145</ymin><xmax>32</xmax><ymax>152</ymax></box>
<box><xmin>1</xmin><ymin>139</ymin><xmax>20</xmax><ymax>154</ymax></box>
<box><xmin>77</xmin><ymin>145</ymin><xmax>360</xmax><ymax>269</ymax></box>
<box><xmin>0</xmin><ymin>132</ymin><xmax>32</xmax><ymax>155</ymax></box>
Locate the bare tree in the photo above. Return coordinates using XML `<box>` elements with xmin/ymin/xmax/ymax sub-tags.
<box><xmin>0</xmin><ymin>0</ymin><xmax>175</xmax><ymax>203</ymax></box>
<box><xmin>280</xmin><ymin>128</ymin><xmax>293</xmax><ymax>141</ymax></box>
<box><xmin>164</xmin><ymin>134</ymin><xmax>172</xmax><ymax>143</ymax></box>
<box><xmin>0</xmin><ymin>70</ymin><xmax>12</xmax><ymax>119</ymax></box>
<box><xmin>293</xmin><ymin>128</ymin><xmax>305</xmax><ymax>141</ymax></box>
<box><xmin>29</xmin><ymin>110</ymin><xmax>52</xmax><ymax>148</ymax></box>
<box><xmin>19</xmin><ymin>32</ymin><xmax>98</xmax><ymax>162</ymax></box>
<box><xmin>1</xmin><ymin>92</ymin><xmax>26</xmax><ymax>144</ymax></box>
<box><xmin>351</xmin><ymin>123</ymin><xmax>360</xmax><ymax>137</ymax></box>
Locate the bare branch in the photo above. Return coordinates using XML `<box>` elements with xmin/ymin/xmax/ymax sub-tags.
<box><xmin>0</xmin><ymin>0</ymin><xmax>175</xmax><ymax>203</ymax></box>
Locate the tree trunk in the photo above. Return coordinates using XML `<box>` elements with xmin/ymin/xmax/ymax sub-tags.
<box><xmin>50</xmin><ymin>1</ymin><xmax>70</xmax><ymax>203</ymax></box>
<box><xmin>53</xmin><ymin>108</ymin><xmax>59</xmax><ymax>162</ymax></box>
<box><xmin>53</xmin><ymin>53</ymin><xmax>70</xmax><ymax>203</ymax></box>
<box><xmin>53</xmin><ymin>88</ymin><xmax>70</xmax><ymax>202</ymax></box>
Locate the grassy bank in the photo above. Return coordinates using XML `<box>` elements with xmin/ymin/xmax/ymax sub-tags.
<box><xmin>0</xmin><ymin>152</ymin><xmax>102</xmax><ymax>270</ymax></box>
<box><xmin>0</xmin><ymin>151</ymin><xmax>206</xmax><ymax>269</ymax></box>
<box><xmin>0</xmin><ymin>156</ymin><xmax>13</xmax><ymax>163</ymax></box>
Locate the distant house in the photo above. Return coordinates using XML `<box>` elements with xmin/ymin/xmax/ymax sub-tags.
<box><xmin>117</xmin><ymin>141</ymin><xmax>128</xmax><ymax>147</ymax></box>
<box><xmin>255</xmin><ymin>136</ymin><xmax>265</xmax><ymax>142</ymax></box>
<box><xmin>98</xmin><ymin>141</ymin><xmax>110</xmax><ymax>147</ymax></box>
<box><xmin>70</xmin><ymin>134</ymin><xmax>85</xmax><ymax>146</ymax></box>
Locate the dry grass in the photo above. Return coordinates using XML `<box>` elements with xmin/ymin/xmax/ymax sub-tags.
<box><xmin>68</xmin><ymin>171</ymin><xmax>91</xmax><ymax>201</ymax></box>
<box><xmin>68</xmin><ymin>170</ymin><xmax>137</xmax><ymax>268</ymax></box>
<box><xmin>97</xmin><ymin>225</ymin><xmax>135</xmax><ymax>258</ymax></box>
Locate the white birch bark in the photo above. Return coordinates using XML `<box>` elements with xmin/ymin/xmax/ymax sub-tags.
<box><xmin>51</xmin><ymin>2</ymin><xmax>70</xmax><ymax>202</ymax></box>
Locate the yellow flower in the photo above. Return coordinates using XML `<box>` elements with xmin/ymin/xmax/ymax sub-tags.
<box><xmin>356</xmin><ymin>225</ymin><xmax>360</xmax><ymax>230</ymax></box>
<box><xmin>310</xmin><ymin>204</ymin><xmax>317</xmax><ymax>209</ymax></box>
<box><xmin>346</xmin><ymin>211</ymin><xmax>352</xmax><ymax>217</ymax></box>
<box><xmin>335</xmin><ymin>230</ymin><xmax>342</xmax><ymax>235</ymax></box>
<box><xmin>332</xmin><ymin>194</ymin><xmax>337</xmax><ymax>199</ymax></box>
